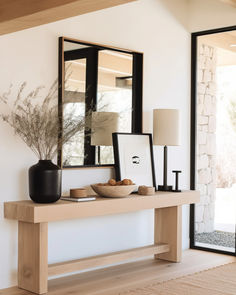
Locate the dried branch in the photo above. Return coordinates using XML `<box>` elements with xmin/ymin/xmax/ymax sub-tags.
<box><xmin>0</xmin><ymin>80</ymin><xmax>90</xmax><ymax>160</ymax></box>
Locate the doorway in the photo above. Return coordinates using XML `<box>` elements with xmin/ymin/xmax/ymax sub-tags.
<box><xmin>190</xmin><ymin>26</ymin><xmax>236</xmax><ymax>255</ymax></box>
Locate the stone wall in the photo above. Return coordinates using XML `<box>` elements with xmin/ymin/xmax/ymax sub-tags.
<box><xmin>195</xmin><ymin>43</ymin><xmax>217</xmax><ymax>233</ymax></box>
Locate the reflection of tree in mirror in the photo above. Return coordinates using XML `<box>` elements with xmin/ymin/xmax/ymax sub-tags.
<box><xmin>62</xmin><ymin>103</ymin><xmax>85</xmax><ymax>165</ymax></box>
<box><xmin>98</xmin><ymin>91</ymin><xmax>132</xmax><ymax>130</ymax></box>
<box><xmin>62</xmin><ymin>65</ymin><xmax>132</xmax><ymax>166</ymax></box>
<box><xmin>62</xmin><ymin>94</ymin><xmax>115</xmax><ymax>166</ymax></box>
<box><xmin>62</xmin><ymin>85</ymin><xmax>131</xmax><ymax>166</ymax></box>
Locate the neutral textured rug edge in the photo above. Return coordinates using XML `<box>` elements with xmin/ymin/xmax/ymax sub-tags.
<box><xmin>118</xmin><ymin>261</ymin><xmax>236</xmax><ymax>295</ymax></box>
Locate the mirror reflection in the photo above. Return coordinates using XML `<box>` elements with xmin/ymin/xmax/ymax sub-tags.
<box><xmin>58</xmin><ymin>37</ymin><xmax>143</xmax><ymax>168</ymax></box>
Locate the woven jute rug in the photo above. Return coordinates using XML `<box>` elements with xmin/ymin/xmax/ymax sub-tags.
<box><xmin>119</xmin><ymin>262</ymin><xmax>236</xmax><ymax>295</ymax></box>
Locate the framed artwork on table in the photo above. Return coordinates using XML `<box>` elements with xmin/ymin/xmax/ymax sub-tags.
<box><xmin>112</xmin><ymin>133</ymin><xmax>156</xmax><ymax>190</ymax></box>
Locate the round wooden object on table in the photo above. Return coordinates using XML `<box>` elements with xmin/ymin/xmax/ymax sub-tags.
<box><xmin>70</xmin><ymin>188</ymin><xmax>87</xmax><ymax>198</ymax></box>
<box><xmin>138</xmin><ymin>186</ymin><xmax>155</xmax><ymax>195</ymax></box>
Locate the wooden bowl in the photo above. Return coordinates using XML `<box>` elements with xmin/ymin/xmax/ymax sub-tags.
<box><xmin>91</xmin><ymin>184</ymin><xmax>137</xmax><ymax>198</ymax></box>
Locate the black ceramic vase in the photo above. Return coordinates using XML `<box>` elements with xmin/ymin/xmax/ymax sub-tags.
<box><xmin>29</xmin><ymin>160</ymin><xmax>62</xmax><ymax>203</ymax></box>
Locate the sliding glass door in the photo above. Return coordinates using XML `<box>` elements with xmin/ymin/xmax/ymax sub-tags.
<box><xmin>191</xmin><ymin>26</ymin><xmax>236</xmax><ymax>255</ymax></box>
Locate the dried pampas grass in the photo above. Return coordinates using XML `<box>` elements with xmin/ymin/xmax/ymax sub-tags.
<box><xmin>0</xmin><ymin>80</ymin><xmax>88</xmax><ymax>160</ymax></box>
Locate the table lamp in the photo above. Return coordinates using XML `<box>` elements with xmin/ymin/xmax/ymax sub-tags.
<box><xmin>153</xmin><ymin>109</ymin><xmax>180</xmax><ymax>191</ymax></box>
<box><xmin>91</xmin><ymin>112</ymin><xmax>119</xmax><ymax>164</ymax></box>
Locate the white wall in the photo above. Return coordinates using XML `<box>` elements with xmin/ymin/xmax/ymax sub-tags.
<box><xmin>0</xmin><ymin>0</ymin><xmax>235</xmax><ymax>289</ymax></box>
<box><xmin>189</xmin><ymin>0</ymin><xmax>236</xmax><ymax>32</ymax></box>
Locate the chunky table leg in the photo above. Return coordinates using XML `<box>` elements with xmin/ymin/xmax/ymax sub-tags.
<box><xmin>154</xmin><ymin>206</ymin><xmax>182</xmax><ymax>262</ymax></box>
<box><xmin>18</xmin><ymin>221</ymin><xmax>48</xmax><ymax>294</ymax></box>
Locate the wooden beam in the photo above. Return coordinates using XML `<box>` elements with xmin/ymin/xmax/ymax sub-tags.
<box><xmin>67</xmin><ymin>63</ymin><xmax>123</xmax><ymax>90</ymax></box>
<box><xmin>98</xmin><ymin>51</ymin><xmax>132</xmax><ymax>75</ymax></box>
<box><xmin>199</xmin><ymin>32</ymin><xmax>236</xmax><ymax>54</ymax></box>
<box><xmin>219</xmin><ymin>0</ymin><xmax>236</xmax><ymax>7</ymax></box>
<box><xmin>48</xmin><ymin>244</ymin><xmax>170</xmax><ymax>276</ymax></box>
<box><xmin>66</xmin><ymin>51</ymin><xmax>132</xmax><ymax>76</ymax></box>
<box><xmin>0</xmin><ymin>0</ymin><xmax>137</xmax><ymax>36</ymax></box>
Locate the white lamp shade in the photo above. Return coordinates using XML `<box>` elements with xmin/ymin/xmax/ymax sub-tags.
<box><xmin>91</xmin><ymin>112</ymin><xmax>119</xmax><ymax>146</ymax></box>
<box><xmin>153</xmin><ymin>109</ymin><xmax>180</xmax><ymax>146</ymax></box>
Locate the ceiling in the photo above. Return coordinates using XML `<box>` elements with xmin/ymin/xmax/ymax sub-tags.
<box><xmin>0</xmin><ymin>0</ymin><xmax>137</xmax><ymax>36</ymax></box>
<box><xmin>66</xmin><ymin>49</ymin><xmax>132</xmax><ymax>92</ymax></box>
<box><xmin>218</xmin><ymin>0</ymin><xmax>236</xmax><ymax>8</ymax></box>
<box><xmin>199</xmin><ymin>31</ymin><xmax>236</xmax><ymax>54</ymax></box>
<box><xmin>199</xmin><ymin>30</ymin><xmax>236</xmax><ymax>66</ymax></box>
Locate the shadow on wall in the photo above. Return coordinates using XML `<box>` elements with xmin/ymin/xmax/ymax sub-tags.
<box><xmin>18</xmin><ymin>168</ymin><xmax>29</xmax><ymax>200</ymax></box>
<box><xmin>158</xmin><ymin>0</ymin><xmax>189</xmax><ymax>30</ymax></box>
<box><xmin>10</xmin><ymin>220</ymin><xmax>17</xmax><ymax>286</ymax></box>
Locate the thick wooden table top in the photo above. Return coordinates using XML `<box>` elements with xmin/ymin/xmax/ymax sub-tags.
<box><xmin>4</xmin><ymin>190</ymin><xmax>199</xmax><ymax>223</ymax></box>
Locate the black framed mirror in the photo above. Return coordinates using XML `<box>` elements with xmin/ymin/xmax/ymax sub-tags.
<box><xmin>58</xmin><ymin>37</ymin><xmax>143</xmax><ymax>168</ymax></box>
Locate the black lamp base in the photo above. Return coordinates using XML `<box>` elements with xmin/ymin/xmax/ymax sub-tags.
<box><xmin>158</xmin><ymin>146</ymin><xmax>173</xmax><ymax>192</ymax></box>
<box><xmin>158</xmin><ymin>185</ymin><xmax>173</xmax><ymax>191</ymax></box>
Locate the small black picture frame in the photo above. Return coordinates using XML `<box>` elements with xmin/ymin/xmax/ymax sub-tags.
<box><xmin>112</xmin><ymin>133</ymin><xmax>156</xmax><ymax>190</ymax></box>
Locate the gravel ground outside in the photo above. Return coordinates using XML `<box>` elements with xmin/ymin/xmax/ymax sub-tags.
<box><xmin>195</xmin><ymin>231</ymin><xmax>235</xmax><ymax>248</ymax></box>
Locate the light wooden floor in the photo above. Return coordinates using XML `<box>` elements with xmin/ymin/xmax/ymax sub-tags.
<box><xmin>1</xmin><ymin>250</ymin><xmax>235</xmax><ymax>295</ymax></box>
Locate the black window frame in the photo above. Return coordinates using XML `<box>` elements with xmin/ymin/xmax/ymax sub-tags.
<box><xmin>190</xmin><ymin>25</ymin><xmax>236</xmax><ymax>256</ymax></box>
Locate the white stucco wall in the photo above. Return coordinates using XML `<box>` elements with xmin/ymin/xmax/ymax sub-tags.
<box><xmin>189</xmin><ymin>0</ymin><xmax>236</xmax><ymax>32</ymax></box>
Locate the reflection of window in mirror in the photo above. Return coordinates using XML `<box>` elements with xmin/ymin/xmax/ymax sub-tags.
<box><xmin>58</xmin><ymin>37</ymin><xmax>143</xmax><ymax>169</ymax></box>
<box><xmin>63</xmin><ymin>56</ymin><xmax>87</xmax><ymax>166</ymax></box>
<box><xmin>96</xmin><ymin>50</ymin><xmax>133</xmax><ymax>165</ymax></box>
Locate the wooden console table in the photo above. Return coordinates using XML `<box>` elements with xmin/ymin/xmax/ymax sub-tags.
<box><xmin>4</xmin><ymin>190</ymin><xmax>199</xmax><ymax>294</ymax></box>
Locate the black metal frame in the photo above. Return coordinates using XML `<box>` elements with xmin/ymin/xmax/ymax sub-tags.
<box><xmin>112</xmin><ymin>133</ymin><xmax>156</xmax><ymax>190</ymax></box>
<box><xmin>58</xmin><ymin>37</ymin><xmax>143</xmax><ymax>169</ymax></box>
<box><xmin>190</xmin><ymin>25</ymin><xmax>236</xmax><ymax>256</ymax></box>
